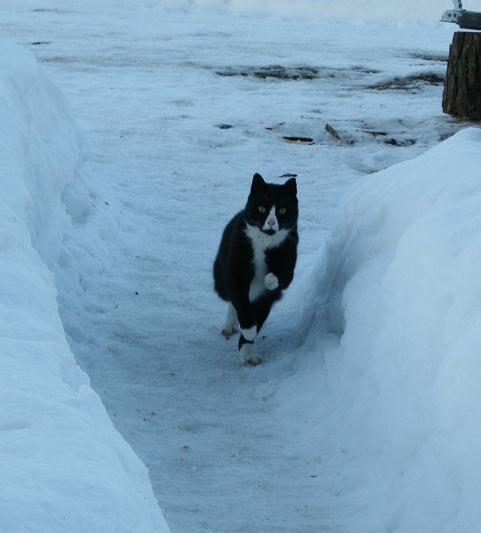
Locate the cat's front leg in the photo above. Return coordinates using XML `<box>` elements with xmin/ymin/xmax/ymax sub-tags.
<box><xmin>265</xmin><ymin>242</ymin><xmax>297</xmax><ymax>291</ymax></box>
<box><xmin>230</xmin><ymin>289</ymin><xmax>263</xmax><ymax>365</ymax></box>
<box><xmin>230</xmin><ymin>291</ymin><xmax>257</xmax><ymax>342</ymax></box>
<box><xmin>266</xmin><ymin>263</ymin><xmax>295</xmax><ymax>291</ymax></box>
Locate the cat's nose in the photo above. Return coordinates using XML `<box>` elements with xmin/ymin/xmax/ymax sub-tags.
<box><xmin>266</xmin><ymin>218</ymin><xmax>276</xmax><ymax>227</ymax></box>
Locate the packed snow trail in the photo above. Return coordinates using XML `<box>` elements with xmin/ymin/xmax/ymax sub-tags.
<box><xmin>4</xmin><ymin>2</ymin><xmax>459</xmax><ymax>531</ymax></box>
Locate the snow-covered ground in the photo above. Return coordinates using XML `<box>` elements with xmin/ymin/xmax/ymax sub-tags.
<box><xmin>1</xmin><ymin>1</ymin><xmax>477</xmax><ymax>531</ymax></box>
<box><xmin>163</xmin><ymin>0</ymin><xmax>481</xmax><ymax>20</ymax></box>
<box><xmin>0</xmin><ymin>42</ymin><xmax>168</xmax><ymax>532</ymax></box>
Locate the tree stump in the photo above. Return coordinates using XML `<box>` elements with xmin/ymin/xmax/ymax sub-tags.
<box><xmin>443</xmin><ymin>32</ymin><xmax>481</xmax><ymax>120</ymax></box>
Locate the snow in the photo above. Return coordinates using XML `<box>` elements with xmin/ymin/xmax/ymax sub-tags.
<box><xmin>0</xmin><ymin>42</ymin><xmax>168</xmax><ymax>532</ymax></box>
<box><xmin>177</xmin><ymin>0</ymin><xmax>481</xmax><ymax>20</ymax></box>
<box><xmin>2</xmin><ymin>0</ymin><xmax>480</xmax><ymax>532</ymax></box>
<box><xmin>282</xmin><ymin>127</ymin><xmax>481</xmax><ymax>532</ymax></box>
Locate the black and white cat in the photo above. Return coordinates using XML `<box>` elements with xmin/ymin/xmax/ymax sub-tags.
<box><xmin>213</xmin><ymin>173</ymin><xmax>298</xmax><ymax>365</ymax></box>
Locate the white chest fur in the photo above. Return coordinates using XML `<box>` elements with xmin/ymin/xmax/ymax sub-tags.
<box><xmin>245</xmin><ymin>224</ymin><xmax>288</xmax><ymax>302</ymax></box>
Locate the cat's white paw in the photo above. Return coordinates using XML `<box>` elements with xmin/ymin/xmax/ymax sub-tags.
<box><xmin>264</xmin><ymin>272</ymin><xmax>279</xmax><ymax>291</ymax></box>
<box><xmin>221</xmin><ymin>325</ymin><xmax>237</xmax><ymax>339</ymax></box>
<box><xmin>239</xmin><ymin>344</ymin><xmax>262</xmax><ymax>366</ymax></box>
<box><xmin>240</xmin><ymin>326</ymin><xmax>257</xmax><ymax>342</ymax></box>
<box><xmin>246</xmin><ymin>353</ymin><xmax>262</xmax><ymax>366</ymax></box>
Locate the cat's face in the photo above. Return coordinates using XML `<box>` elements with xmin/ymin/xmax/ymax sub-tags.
<box><xmin>245</xmin><ymin>173</ymin><xmax>298</xmax><ymax>235</ymax></box>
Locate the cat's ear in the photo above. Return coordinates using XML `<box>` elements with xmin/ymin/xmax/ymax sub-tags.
<box><xmin>284</xmin><ymin>177</ymin><xmax>297</xmax><ymax>195</ymax></box>
<box><xmin>250</xmin><ymin>173</ymin><xmax>265</xmax><ymax>194</ymax></box>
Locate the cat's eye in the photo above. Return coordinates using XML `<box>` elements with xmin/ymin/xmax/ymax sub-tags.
<box><xmin>279</xmin><ymin>207</ymin><xmax>287</xmax><ymax>214</ymax></box>
<box><xmin>258</xmin><ymin>206</ymin><xmax>266</xmax><ymax>214</ymax></box>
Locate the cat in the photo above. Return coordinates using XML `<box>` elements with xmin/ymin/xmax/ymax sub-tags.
<box><xmin>213</xmin><ymin>173</ymin><xmax>298</xmax><ymax>365</ymax></box>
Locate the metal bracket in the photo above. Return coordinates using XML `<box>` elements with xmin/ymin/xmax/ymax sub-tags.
<box><xmin>441</xmin><ymin>0</ymin><xmax>463</xmax><ymax>24</ymax></box>
<box><xmin>441</xmin><ymin>1</ymin><xmax>481</xmax><ymax>29</ymax></box>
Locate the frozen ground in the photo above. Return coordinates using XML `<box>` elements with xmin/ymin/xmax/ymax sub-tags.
<box><xmin>2</xmin><ymin>1</ymin><xmax>468</xmax><ymax>531</ymax></box>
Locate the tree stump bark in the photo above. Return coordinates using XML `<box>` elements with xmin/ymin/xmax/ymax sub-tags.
<box><xmin>443</xmin><ymin>32</ymin><xmax>481</xmax><ymax>120</ymax></box>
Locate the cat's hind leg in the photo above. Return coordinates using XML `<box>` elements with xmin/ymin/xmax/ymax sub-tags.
<box><xmin>221</xmin><ymin>303</ymin><xmax>238</xmax><ymax>339</ymax></box>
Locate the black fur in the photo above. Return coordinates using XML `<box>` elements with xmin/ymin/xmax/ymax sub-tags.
<box><xmin>213</xmin><ymin>173</ymin><xmax>298</xmax><ymax>354</ymax></box>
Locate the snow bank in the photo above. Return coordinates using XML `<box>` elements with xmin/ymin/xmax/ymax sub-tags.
<box><xmin>0</xmin><ymin>42</ymin><xmax>169</xmax><ymax>532</ymax></box>
<box><xmin>287</xmin><ymin>128</ymin><xmax>481</xmax><ymax>532</ymax></box>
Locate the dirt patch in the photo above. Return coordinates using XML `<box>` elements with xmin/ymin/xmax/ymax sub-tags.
<box><xmin>351</xmin><ymin>66</ymin><xmax>382</xmax><ymax>74</ymax></box>
<box><xmin>367</xmin><ymin>72</ymin><xmax>444</xmax><ymax>91</ymax></box>
<box><xmin>282</xmin><ymin>136</ymin><xmax>314</xmax><ymax>145</ymax></box>
<box><xmin>216</xmin><ymin>65</ymin><xmax>319</xmax><ymax>80</ymax></box>
<box><xmin>384</xmin><ymin>137</ymin><xmax>416</xmax><ymax>147</ymax></box>
<box><xmin>31</xmin><ymin>8</ymin><xmax>67</xmax><ymax>13</ymax></box>
<box><xmin>409</xmin><ymin>52</ymin><xmax>449</xmax><ymax>62</ymax></box>
<box><xmin>41</xmin><ymin>56</ymin><xmax>74</xmax><ymax>64</ymax></box>
<box><xmin>215</xmin><ymin>64</ymin><xmax>382</xmax><ymax>82</ymax></box>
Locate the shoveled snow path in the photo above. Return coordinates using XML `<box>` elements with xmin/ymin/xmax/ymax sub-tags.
<box><xmin>4</xmin><ymin>3</ymin><xmax>458</xmax><ymax>531</ymax></box>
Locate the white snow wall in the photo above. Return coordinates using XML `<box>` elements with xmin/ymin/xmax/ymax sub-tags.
<box><xmin>287</xmin><ymin>128</ymin><xmax>481</xmax><ymax>532</ymax></box>
<box><xmin>0</xmin><ymin>43</ymin><xmax>169</xmax><ymax>533</ymax></box>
